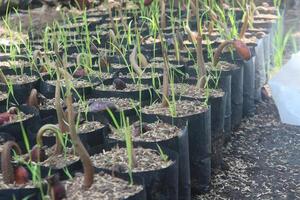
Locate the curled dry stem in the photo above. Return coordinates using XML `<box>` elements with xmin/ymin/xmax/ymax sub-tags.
<box><xmin>36</xmin><ymin>124</ymin><xmax>63</xmax><ymax>157</ymax></box>
<box><xmin>160</xmin><ymin>0</ymin><xmax>166</xmax><ymax>29</ymax></box>
<box><xmin>63</xmin><ymin>68</ymin><xmax>94</xmax><ymax>189</ymax></box>
<box><xmin>1</xmin><ymin>141</ymin><xmax>22</xmax><ymax>184</ymax></box>
<box><xmin>239</xmin><ymin>7</ymin><xmax>249</xmax><ymax>39</ymax></box>
<box><xmin>213</xmin><ymin>40</ymin><xmax>234</xmax><ymax>66</ymax></box>
<box><xmin>213</xmin><ymin>39</ymin><xmax>251</xmax><ymax>66</ymax></box>
<box><xmin>161</xmin><ymin>46</ymin><xmax>169</xmax><ymax>108</ymax></box>
<box><xmin>55</xmin><ymin>72</ymin><xmax>68</xmax><ymax>134</ymax></box>
<box><xmin>196</xmin><ymin>35</ymin><xmax>206</xmax><ymax>89</ymax></box>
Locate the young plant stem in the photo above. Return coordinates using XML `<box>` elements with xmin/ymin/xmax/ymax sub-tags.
<box><xmin>213</xmin><ymin>40</ymin><xmax>233</xmax><ymax>66</ymax></box>
<box><xmin>64</xmin><ymin>70</ymin><xmax>94</xmax><ymax>189</ymax></box>
<box><xmin>1</xmin><ymin>141</ymin><xmax>22</xmax><ymax>184</ymax></box>
<box><xmin>239</xmin><ymin>8</ymin><xmax>249</xmax><ymax>39</ymax></box>
<box><xmin>118</xmin><ymin>5</ymin><xmax>129</xmax><ymax>32</ymax></box>
<box><xmin>55</xmin><ymin>69</ymin><xmax>69</xmax><ymax>137</ymax></box>
<box><xmin>195</xmin><ymin>0</ymin><xmax>200</xmax><ymax>34</ymax></box>
<box><xmin>160</xmin><ymin>0</ymin><xmax>166</xmax><ymax>29</ymax></box>
<box><xmin>213</xmin><ymin>39</ymin><xmax>251</xmax><ymax>66</ymax></box>
<box><xmin>36</xmin><ymin>124</ymin><xmax>63</xmax><ymax>157</ymax></box>
<box><xmin>129</xmin><ymin>46</ymin><xmax>143</xmax><ymax>76</ymax></box>
<box><xmin>161</xmin><ymin>46</ymin><xmax>170</xmax><ymax>107</ymax></box>
<box><xmin>196</xmin><ymin>35</ymin><xmax>206</xmax><ymax>89</ymax></box>
<box><xmin>137</xmin><ymin>53</ymin><xmax>149</xmax><ymax>67</ymax></box>
<box><xmin>185</xmin><ymin>25</ymin><xmax>198</xmax><ymax>43</ymax></box>
<box><xmin>0</xmin><ymin>70</ymin><xmax>7</xmax><ymax>84</ymax></box>
<box><xmin>109</xmin><ymin>6</ymin><xmax>117</xmax><ymax>33</ymax></box>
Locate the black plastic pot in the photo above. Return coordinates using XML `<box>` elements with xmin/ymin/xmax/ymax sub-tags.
<box><xmin>39</xmin><ymin>106</ymin><xmax>60</xmax><ymax>125</ymax></box>
<box><xmin>243</xmin><ymin>57</ymin><xmax>256</xmax><ymax>117</ymax></box>
<box><xmin>108</xmin><ymin>118</ymin><xmax>190</xmax><ymax>200</ymax></box>
<box><xmin>41</xmin><ymin>123</ymin><xmax>109</xmax><ymax>153</ymax></box>
<box><xmin>174</xmin><ymin>82</ymin><xmax>225</xmax><ymax>171</ymax></box>
<box><xmin>39</xmin><ymin>74</ymin><xmax>98</xmax><ymax>100</ymax></box>
<box><xmin>231</xmin><ymin>64</ymin><xmax>244</xmax><ymax>130</ymax></box>
<box><xmin>0</xmin><ymin>70</ymin><xmax>40</xmax><ymax>105</ymax></box>
<box><xmin>209</xmin><ymin>70</ymin><xmax>232</xmax><ymax>144</ymax></box>
<box><xmin>94</xmin><ymin>146</ymin><xmax>179</xmax><ymax>200</ymax></box>
<box><xmin>141</xmin><ymin>106</ymin><xmax>211</xmax><ymax>194</ymax></box>
<box><xmin>91</xmin><ymin>85</ymin><xmax>155</xmax><ymax>106</ymax></box>
<box><xmin>120</xmin><ymin>74</ymin><xmax>163</xmax><ymax>89</ymax></box>
<box><xmin>83</xmin><ymin>98</ymin><xmax>139</xmax><ymax>126</ymax></box>
<box><xmin>254</xmin><ymin>37</ymin><xmax>266</xmax><ymax>102</ymax></box>
<box><xmin>0</xmin><ymin>105</ymin><xmax>41</xmax><ymax>152</ymax></box>
<box><xmin>0</xmin><ymin>94</ymin><xmax>8</xmax><ymax>113</ymax></box>
<box><xmin>0</xmin><ymin>187</ymin><xmax>42</xmax><ymax>200</ymax></box>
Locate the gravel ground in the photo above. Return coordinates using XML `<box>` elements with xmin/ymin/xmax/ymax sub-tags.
<box><xmin>194</xmin><ymin>4</ymin><xmax>300</xmax><ymax>200</ymax></box>
<box><xmin>194</xmin><ymin>100</ymin><xmax>300</xmax><ymax>200</ymax></box>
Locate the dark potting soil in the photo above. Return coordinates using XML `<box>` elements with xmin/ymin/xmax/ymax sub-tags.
<box><xmin>85</xmin><ymin>71</ymin><xmax>112</xmax><ymax>81</ymax></box>
<box><xmin>118</xmin><ymin>72</ymin><xmax>162</xmax><ymax>79</ymax></box>
<box><xmin>206</xmin><ymin>61</ymin><xmax>238</xmax><ymax>72</ymax></box>
<box><xmin>142</xmin><ymin>100</ymin><xmax>208</xmax><ymax>117</ymax></box>
<box><xmin>109</xmin><ymin>120</ymin><xmax>181</xmax><ymax>142</ymax></box>
<box><xmin>86</xmin><ymin>97</ymin><xmax>138</xmax><ymax>112</ymax></box>
<box><xmin>42</xmin><ymin>121</ymin><xmax>105</xmax><ymax>136</ymax></box>
<box><xmin>38</xmin><ymin>98</ymin><xmax>64</xmax><ymax>110</ymax></box>
<box><xmin>64</xmin><ymin>172</ymin><xmax>143</xmax><ymax>200</ymax></box>
<box><xmin>173</xmin><ymin>83</ymin><xmax>224</xmax><ymax>99</ymax></box>
<box><xmin>91</xmin><ymin>147</ymin><xmax>173</xmax><ymax>173</ymax></box>
<box><xmin>0</xmin><ymin>60</ymin><xmax>29</xmax><ymax>69</ymax></box>
<box><xmin>95</xmin><ymin>83</ymin><xmax>148</xmax><ymax>92</ymax></box>
<box><xmin>46</xmin><ymin>78</ymin><xmax>96</xmax><ymax>88</ymax></box>
<box><xmin>39</xmin><ymin>147</ymin><xmax>79</xmax><ymax>168</ymax></box>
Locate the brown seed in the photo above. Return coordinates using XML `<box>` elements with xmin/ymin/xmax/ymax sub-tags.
<box><xmin>144</xmin><ymin>0</ymin><xmax>153</xmax><ymax>6</ymax></box>
<box><xmin>233</xmin><ymin>40</ymin><xmax>251</xmax><ymax>61</ymax></box>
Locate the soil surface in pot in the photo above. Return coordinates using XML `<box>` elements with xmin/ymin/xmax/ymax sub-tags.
<box><xmin>0</xmin><ymin>74</ymin><xmax>38</xmax><ymax>85</ymax></box>
<box><xmin>64</xmin><ymin>172</ymin><xmax>143</xmax><ymax>200</ymax></box>
<box><xmin>92</xmin><ymin>147</ymin><xmax>173</xmax><ymax>173</ymax></box>
<box><xmin>39</xmin><ymin>147</ymin><xmax>79</xmax><ymax>168</ymax></box>
<box><xmin>38</xmin><ymin>97</ymin><xmax>64</xmax><ymax>110</ymax></box>
<box><xmin>142</xmin><ymin>100</ymin><xmax>208</xmax><ymax>117</ymax></box>
<box><xmin>0</xmin><ymin>174</ymin><xmax>35</xmax><ymax>189</ymax></box>
<box><xmin>206</xmin><ymin>61</ymin><xmax>238</xmax><ymax>72</ymax></box>
<box><xmin>46</xmin><ymin>78</ymin><xmax>95</xmax><ymax>88</ymax></box>
<box><xmin>95</xmin><ymin>83</ymin><xmax>148</xmax><ymax>92</ymax></box>
<box><xmin>172</xmin><ymin>83</ymin><xmax>225</xmax><ymax>99</ymax></box>
<box><xmin>43</xmin><ymin>121</ymin><xmax>105</xmax><ymax>136</ymax></box>
<box><xmin>109</xmin><ymin>120</ymin><xmax>180</xmax><ymax>142</ymax></box>
<box><xmin>0</xmin><ymin>60</ymin><xmax>29</xmax><ymax>69</ymax></box>
<box><xmin>75</xmin><ymin>97</ymin><xmax>138</xmax><ymax>112</ymax></box>
<box><xmin>118</xmin><ymin>72</ymin><xmax>162</xmax><ymax>79</ymax></box>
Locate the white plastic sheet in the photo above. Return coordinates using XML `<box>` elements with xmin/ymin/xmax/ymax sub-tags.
<box><xmin>269</xmin><ymin>51</ymin><xmax>300</xmax><ymax>125</ymax></box>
